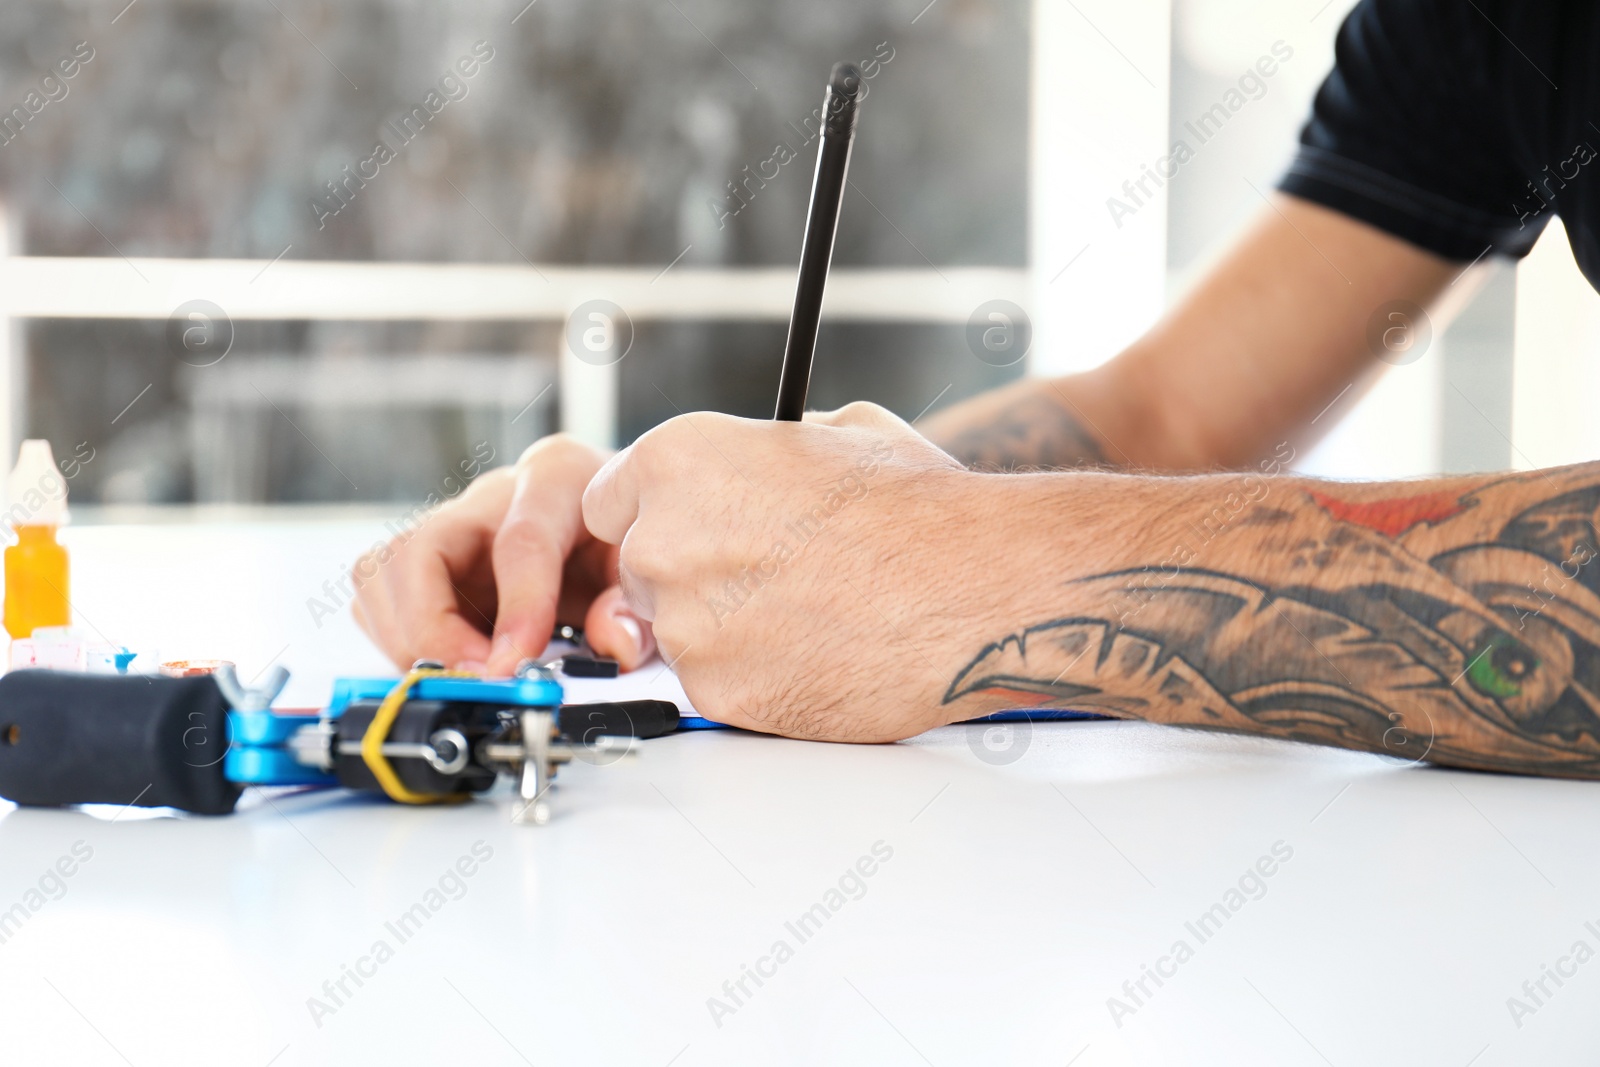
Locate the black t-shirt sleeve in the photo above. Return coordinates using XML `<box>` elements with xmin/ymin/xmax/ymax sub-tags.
<box><xmin>1277</xmin><ymin>0</ymin><xmax>1546</xmax><ymax>261</ymax></box>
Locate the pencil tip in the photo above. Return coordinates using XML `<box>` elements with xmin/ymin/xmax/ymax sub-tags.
<box><xmin>829</xmin><ymin>62</ymin><xmax>863</xmax><ymax>99</ymax></box>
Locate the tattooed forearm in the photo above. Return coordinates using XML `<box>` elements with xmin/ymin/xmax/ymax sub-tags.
<box><xmin>931</xmin><ymin>394</ymin><xmax>1107</xmax><ymax>472</ymax></box>
<box><xmin>946</xmin><ymin>465</ymin><xmax>1600</xmax><ymax>778</ymax></box>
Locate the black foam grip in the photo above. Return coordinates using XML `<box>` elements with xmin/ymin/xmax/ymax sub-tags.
<box><xmin>0</xmin><ymin>671</ymin><xmax>241</xmax><ymax>815</ymax></box>
<box><xmin>558</xmin><ymin>700</ymin><xmax>679</xmax><ymax>740</ymax></box>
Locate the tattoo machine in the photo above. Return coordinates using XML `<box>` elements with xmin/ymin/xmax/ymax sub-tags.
<box><xmin>0</xmin><ymin>658</ymin><xmax>679</xmax><ymax>824</ymax></box>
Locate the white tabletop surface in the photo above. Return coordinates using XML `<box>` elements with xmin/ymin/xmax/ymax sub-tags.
<box><xmin>0</xmin><ymin>517</ymin><xmax>1596</xmax><ymax>1066</ymax></box>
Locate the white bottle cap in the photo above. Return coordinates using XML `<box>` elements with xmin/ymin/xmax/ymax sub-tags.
<box><xmin>7</xmin><ymin>439</ymin><xmax>68</xmax><ymax>526</ymax></box>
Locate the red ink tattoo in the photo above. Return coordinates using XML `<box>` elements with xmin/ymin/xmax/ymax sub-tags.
<box><xmin>1309</xmin><ymin>489</ymin><xmax>1468</xmax><ymax>537</ymax></box>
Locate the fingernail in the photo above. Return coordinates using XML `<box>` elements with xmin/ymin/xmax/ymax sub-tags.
<box><xmin>455</xmin><ymin>659</ymin><xmax>487</xmax><ymax>674</ymax></box>
<box><xmin>616</xmin><ymin>613</ymin><xmax>642</xmax><ymax>651</ymax></box>
<box><xmin>610</xmin><ymin>607</ymin><xmax>643</xmax><ymax>659</ymax></box>
<box><xmin>490</xmin><ymin>634</ymin><xmax>516</xmax><ymax>660</ymax></box>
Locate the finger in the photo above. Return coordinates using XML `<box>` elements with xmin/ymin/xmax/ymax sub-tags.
<box><xmin>349</xmin><ymin>552</ymin><xmax>392</xmax><ymax>647</ymax></box>
<box><xmin>583</xmin><ymin>584</ymin><xmax>656</xmax><ymax>671</ymax></box>
<box><xmin>350</xmin><ymin>468</ymin><xmax>516</xmax><ymax>672</ymax></box>
<box><xmin>351</xmin><ymin>573</ymin><xmax>404</xmax><ymax>664</ymax></box>
<box><xmin>581</xmin><ymin>443</ymin><xmax>644</xmax><ymax>546</ymax></box>
<box><xmin>387</xmin><ymin>482</ymin><xmax>507</xmax><ymax>668</ymax></box>
<box><xmin>395</xmin><ymin>546</ymin><xmax>495</xmax><ymax>669</ymax></box>
<box><xmin>416</xmin><ymin>610</ymin><xmax>495</xmax><ymax>671</ymax></box>
<box><xmin>486</xmin><ymin>441</ymin><xmax>603</xmax><ymax>675</ymax></box>
<box><xmin>352</xmin><ymin>550</ymin><xmax>438</xmax><ymax>670</ymax></box>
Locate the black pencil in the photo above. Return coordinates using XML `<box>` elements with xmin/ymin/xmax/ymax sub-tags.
<box><xmin>774</xmin><ymin>62</ymin><xmax>862</xmax><ymax>421</ymax></box>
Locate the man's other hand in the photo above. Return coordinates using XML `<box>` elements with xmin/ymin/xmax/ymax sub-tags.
<box><xmin>352</xmin><ymin>434</ymin><xmax>655</xmax><ymax>676</ymax></box>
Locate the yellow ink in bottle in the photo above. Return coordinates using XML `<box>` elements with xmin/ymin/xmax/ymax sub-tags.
<box><xmin>4</xmin><ymin>440</ymin><xmax>71</xmax><ymax>640</ymax></box>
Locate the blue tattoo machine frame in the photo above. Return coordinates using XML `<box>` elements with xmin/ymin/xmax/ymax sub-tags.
<box><xmin>0</xmin><ymin>663</ymin><xmax>677</xmax><ymax>824</ymax></box>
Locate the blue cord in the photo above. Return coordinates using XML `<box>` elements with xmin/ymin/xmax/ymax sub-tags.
<box><xmin>676</xmin><ymin>709</ymin><xmax>1105</xmax><ymax>731</ymax></box>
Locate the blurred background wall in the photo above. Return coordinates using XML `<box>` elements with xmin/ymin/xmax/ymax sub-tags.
<box><xmin>0</xmin><ymin>0</ymin><xmax>1593</xmax><ymax>511</ymax></box>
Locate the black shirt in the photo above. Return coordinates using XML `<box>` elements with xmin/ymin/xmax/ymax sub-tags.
<box><xmin>1277</xmin><ymin>0</ymin><xmax>1600</xmax><ymax>289</ymax></box>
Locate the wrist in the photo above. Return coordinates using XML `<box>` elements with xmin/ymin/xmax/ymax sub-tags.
<box><xmin>929</xmin><ymin>468</ymin><xmax>1289</xmax><ymax>723</ymax></box>
<box><xmin>905</xmin><ymin>471</ymin><xmax>1150</xmax><ymax>713</ymax></box>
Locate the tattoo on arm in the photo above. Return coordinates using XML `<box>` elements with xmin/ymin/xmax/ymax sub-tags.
<box><xmin>934</xmin><ymin>395</ymin><xmax>1107</xmax><ymax>472</ymax></box>
<box><xmin>946</xmin><ymin>466</ymin><xmax>1600</xmax><ymax>778</ymax></box>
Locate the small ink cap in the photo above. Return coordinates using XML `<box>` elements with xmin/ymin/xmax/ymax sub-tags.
<box><xmin>7</xmin><ymin>439</ymin><xmax>68</xmax><ymax>525</ymax></box>
<box><xmin>824</xmin><ymin>62</ymin><xmax>862</xmax><ymax>137</ymax></box>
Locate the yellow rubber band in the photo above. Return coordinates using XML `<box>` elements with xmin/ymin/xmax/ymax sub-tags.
<box><xmin>360</xmin><ymin>668</ymin><xmax>476</xmax><ymax>805</ymax></box>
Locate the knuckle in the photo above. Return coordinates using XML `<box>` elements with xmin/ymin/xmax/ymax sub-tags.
<box><xmin>836</xmin><ymin>400</ymin><xmax>899</xmax><ymax>431</ymax></box>
<box><xmin>617</xmin><ymin>529</ymin><xmax>666</xmax><ymax>581</ymax></box>
<box><xmin>809</xmin><ymin>400</ymin><xmax>877</xmax><ymax>427</ymax></box>
<box><xmin>625</xmin><ymin>429</ymin><xmax>669</xmax><ymax>473</ymax></box>
<box><xmin>460</xmin><ymin>464</ymin><xmax>513</xmax><ymax>500</ymax></box>
<box><xmin>492</xmin><ymin>520</ymin><xmax>560</xmax><ymax>579</ymax></box>
<box><xmin>836</xmin><ymin>400</ymin><xmax>882</xmax><ymax>422</ymax></box>
<box><xmin>639</xmin><ymin>424</ymin><xmax>725</xmax><ymax>484</ymax></box>
<box><xmin>518</xmin><ymin>432</ymin><xmax>597</xmax><ymax>471</ymax></box>
<box><xmin>643</xmin><ymin>413</ymin><xmax>721</xmax><ymax>458</ymax></box>
<box><xmin>492</xmin><ymin>510</ymin><xmax>543</xmax><ymax>550</ymax></box>
<box><xmin>650</xmin><ymin>614</ymin><xmax>692</xmax><ymax>660</ymax></box>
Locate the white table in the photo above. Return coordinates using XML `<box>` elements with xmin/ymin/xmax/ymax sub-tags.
<box><xmin>0</xmin><ymin>518</ymin><xmax>1595</xmax><ymax>1066</ymax></box>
